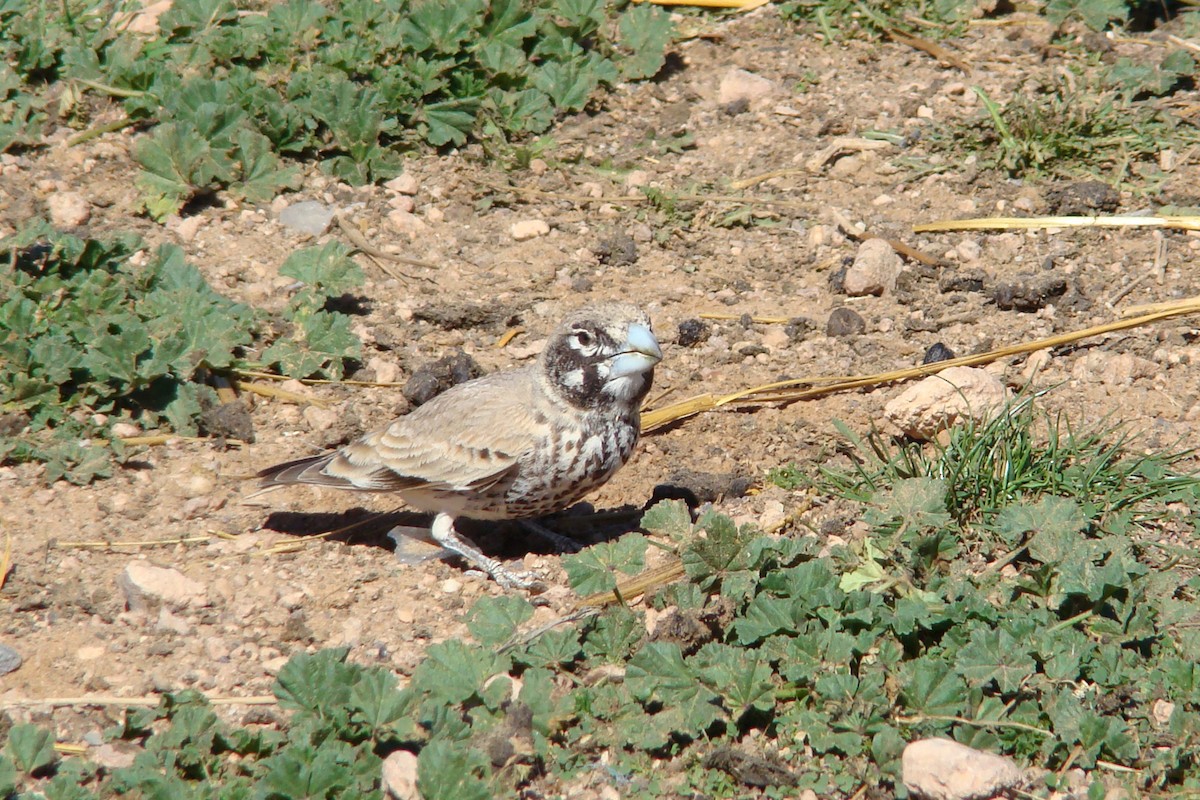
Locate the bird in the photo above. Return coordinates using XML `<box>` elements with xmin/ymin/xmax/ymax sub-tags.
<box><xmin>256</xmin><ymin>303</ymin><xmax>663</xmax><ymax>589</ymax></box>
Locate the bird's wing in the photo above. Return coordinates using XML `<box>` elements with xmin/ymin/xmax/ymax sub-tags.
<box><xmin>261</xmin><ymin>367</ymin><xmax>547</xmax><ymax>493</ymax></box>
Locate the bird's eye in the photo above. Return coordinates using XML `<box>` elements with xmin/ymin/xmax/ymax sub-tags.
<box><xmin>573</xmin><ymin>329</ymin><xmax>594</xmax><ymax>348</ymax></box>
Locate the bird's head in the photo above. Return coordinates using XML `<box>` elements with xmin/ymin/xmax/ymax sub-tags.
<box><xmin>540</xmin><ymin>303</ymin><xmax>662</xmax><ymax>410</ymax></box>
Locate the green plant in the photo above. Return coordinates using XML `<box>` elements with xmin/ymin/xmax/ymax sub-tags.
<box><xmin>0</xmin><ymin>225</ymin><xmax>363</xmax><ymax>482</ymax></box>
<box><xmin>1</xmin><ymin>0</ymin><xmax>675</xmax><ymax>218</ymax></box>
<box><xmin>928</xmin><ymin>73</ymin><xmax>1199</xmax><ymax>180</ymax></box>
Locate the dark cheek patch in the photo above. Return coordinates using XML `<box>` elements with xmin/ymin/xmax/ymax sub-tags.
<box><xmin>545</xmin><ymin>339</ymin><xmax>605</xmax><ymax>408</ymax></box>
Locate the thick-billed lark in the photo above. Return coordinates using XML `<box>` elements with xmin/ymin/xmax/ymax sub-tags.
<box><xmin>257</xmin><ymin>303</ymin><xmax>663</xmax><ymax>589</ymax></box>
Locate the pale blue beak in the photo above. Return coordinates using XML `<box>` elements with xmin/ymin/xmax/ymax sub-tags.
<box><xmin>610</xmin><ymin>323</ymin><xmax>662</xmax><ymax>378</ymax></box>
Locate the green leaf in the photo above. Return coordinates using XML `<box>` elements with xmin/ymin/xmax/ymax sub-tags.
<box><xmin>955</xmin><ymin>625</ymin><xmax>1037</xmax><ymax>695</ymax></box>
<box><xmin>466</xmin><ymin>595</ymin><xmax>534</xmax><ymax>647</ymax></box>
<box><xmin>134</xmin><ymin>121</ymin><xmax>234</xmax><ymax>220</ymax></box>
<box><xmin>626</xmin><ymin>642</ymin><xmax>724</xmax><ymax>737</ymax></box>
<box><xmin>273</xmin><ymin>647</ymin><xmax>355</xmax><ymax>720</ymax></box>
<box><xmin>416</xmin><ymin>740</ymin><xmax>491</xmax><ymax>800</ymax></box>
<box><xmin>534</xmin><ymin>55</ymin><xmax>616</xmax><ymax>112</ymax></box>
<box><xmin>348</xmin><ymin>669</ymin><xmax>416</xmax><ymax>739</ymax></box>
<box><xmin>258</xmin><ymin>742</ymin><xmax>359</xmax><ymax>800</ymax></box>
<box><xmin>897</xmin><ymin>658</ymin><xmax>968</xmax><ymax>717</ymax></box>
<box><xmin>279</xmin><ymin>241</ymin><xmax>365</xmax><ymax>300</ymax></box>
<box><xmin>228</xmin><ymin>128</ymin><xmax>301</xmax><ymax>202</ymax></box>
<box><xmin>0</xmin><ymin>754</ymin><xmax>15</xmax><ymax>798</ymax></box>
<box><xmin>866</xmin><ymin>477</ymin><xmax>950</xmax><ymax>537</ymax></box>
<box><xmin>4</xmin><ymin>723</ymin><xmax>58</xmax><ymax>774</ymax></box>
<box><xmin>411</xmin><ymin>639</ymin><xmax>509</xmax><ymax>705</ymax></box>
<box><xmin>997</xmin><ymin>496</ymin><xmax>1087</xmax><ymax>551</ymax></box>
<box><xmin>682</xmin><ymin>509</ymin><xmax>753</xmax><ymax>579</ymax></box>
<box><xmin>583</xmin><ymin>606</ymin><xmax>643</xmax><ymax>662</ymax></box>
<box><xmin>617</xmin><ymin>4</ymin><xmax>672</xmax><ymax>80</ymax></box>
<box><xmin>521</xmin><ymin>627</ymin><xmax>582</xmax><ymax>669</ymax></box>
<box><xmin>1044</xmin><ymin>0</ymin><xmax>1127</xmax><ymax>30</ymax></box>
<box><xmin>640</xmin><ymin>498</ymin><xmax>693</xmax><ymax>542</ymax></box>
<box><xmin>562</xmin><ymin>534</ymin><xmax>647</xmax><ymax>595</ymax></box>
<box><xmin>421</xmin><ymin>97</ymin><xmax>479</xmax><ymax>147</ymax></box>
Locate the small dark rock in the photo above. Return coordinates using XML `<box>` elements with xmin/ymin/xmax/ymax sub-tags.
<box><xmin>282</xmin><ymin>610</ymin><xmax>314</xmax><ymax>642</ymax></box>
<box><xmin>665</xmin><ymin>469</ymin><xmax>752</xmax><ymax>503</ymax></box>
<box><xmin>993</xmin><ymin>274</ymin><xmax>1068</xmax><ymax>312</ymax></box>
<box><xmin>413</xmin><ymin>302</ymin><xmax>512</xmax><ymax>330</ymax></box>
<box><xmin>200</xmin><ymin>400</ymin><xmax>255</xmax><ymax>444</ymax></box>
<box><xmin>826</xmin><ymin>307</ymin><xmax>866</xmax><ymax>337</ymax></box>
<box><xmin>1045</xmin><ymin>181</ymin><xmax>1120</xmax><ymax>215</ymax></box>
<box><xmin>0</xmin><ymin>643</ymin><xmax>21</xmax><ymax>676</ymax></box>
<box><xmin>722</xmin><ymin>97</ymin><xmax>750</xmax><ymax>116</ymax></box>
<box><xmin>0</xmin><ymin>413</ymin><xmax>26</xmax><ymax>437</ymax></box>
<box><xmin>828</xmin><ymin>262</ymin><xmax>849</xmax><ymax>294</ymax></box>
<box><xmin>784</xmin><ymin>317</ymin><xmax>815</xmax><ymax>341</ymax></box>
<box><xmin>939</xmin><ymin>268</ymin><xmax>987</xmax><ymax>294</ymax></box>
<box><xmin>595</xmin><ymin>231</ymin><xmax>639</xmax><ymax>266</ymax></box>
<box><xmin>923</xmin><ymin>342</ymin><xmax>957</xmax><ymax>364</ymax></box>
<box><xmin>403</xmin><ymin>351</ymin><xmax>484</xmax><ymax>406</ymax></box>
<box><xmin>570</xmin><ymin>276</ymin><xmax>593</xmax><ymax>293</ymax></box>
<box><xmin>676</xmin><ymin>318</ymin><xmax>711</xmax><ymax>347</ymax></box>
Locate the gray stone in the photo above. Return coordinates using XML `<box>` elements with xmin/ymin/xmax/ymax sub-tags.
<box><xmin>0</xmin><ymin>642</ymin><xmax>22</xmax><ymax>675</ymax></box>
<box><xmin>278</xmin><ymin>200</ymin><xmax>336</xmax><ymax>236</ymax></box>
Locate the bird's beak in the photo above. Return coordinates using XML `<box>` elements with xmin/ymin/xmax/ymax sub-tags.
<box><xmin>609</xmin><ymin>323</ymin><xmax>663</xmax><ymax>378</ymax></box>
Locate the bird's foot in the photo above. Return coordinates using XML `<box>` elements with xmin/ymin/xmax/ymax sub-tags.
<box><xmin>519</xmin><ymin>519</ymin><xmax>583</xmax><ymax>554</ymax></box>
<box><xmin>431</xmin><ymin>513</ymin><xmax>546</xmax><ymax>593</ymax></box>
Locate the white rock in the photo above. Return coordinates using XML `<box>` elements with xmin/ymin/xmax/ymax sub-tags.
<box><xmin>367</xmin><ymin>356</ymin><xmax>401</xmax><ymax>384</ymax></box>
<box><xmin>111</xmin><ymin>422</ymin><xmax>141</xmax><ymax>439</ymax></box>
<box><xmin>387</xmin><ymin>209</ymin><xmax>427</xmax><ymax>239</ymax></box>
<box><xmin>624</xmin><ymin>170</ymin><xmax>651</xmax><ymax>190</ymax></box>
<box><xmin>76</xmin><ymin>645</ymin><xmax>105</xmax><ymax>661</ymax></box>
<box><xmin>718</xmin><ymin>68</ymin><xmax>775</xmax><ymax>104</ymax></box>
<box><xmin>381</xmin><ymin>750</ymin><xmax>420</xmax><ymax>800</ymax></box>
<box><xmin>89</xmin><ymin>743</ymin><xmax>138</xmax><ymax>770</ymax></box>
<box><xmin>47</xmin><ymin>192</ymin><xmax>91</xmax><ymax>227</ymax></box>
<box><xmin>185</xmin><ymin>474</ymin><xmax>214</xmax><ymax>497</ymax></box>
<box><xmin>510</xmin><ymin>219</ymin><xmax>550</xmax><ymax>241</ymax></box>
<box><xmin>385</xmin><ymin>173</ymin><xmax>419</xmax><ymax>195</ymax></box>
<box><xmin>844</xmin><ymin>238</ymin><xmax>903</xmax><ymax>297</ymax></box>
<box><xmin>118</xmin><ymin>562</ymin><xmax>209</xmax><ymax>612</ymax></box>
<box><xmin>902</xmin><ymin>738</ymin><xmax>1024</xmax><ymax>800</ymax></box>
<box><xmin>172</xmin><ymin>215</ymin><xmax>204</xmax><ymax>242</ymax></box>
<box><xmin>388</xmin><ymin>195</ymin><xmax>415</xmax><ymax>213</ymax></box>
<box><xmin>761</xmin><ymin>327</ymin><xmax>789</xmax><ymax>350</ymax></box>
<box><xmin>884</xmin><ymin>366</ymin><xmax>1010</xmax><ymax>441</ymax></box>
<box><xmin>303</xmin><ymin>406</ymin><xmax>339</xmax><ymax>431</ymax></box>
<box><xmin>156</xmin><ymin>606</ymin><xmax>193</xmax><ymax>635</ymax></box>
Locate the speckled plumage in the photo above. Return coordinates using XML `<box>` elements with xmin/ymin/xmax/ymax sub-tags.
<box><xmin>257</xmin><ymin>303</ymin><xmax>662</xmax><ymax>589</ymax></box>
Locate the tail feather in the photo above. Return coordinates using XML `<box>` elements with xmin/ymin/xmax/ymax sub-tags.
<box><xmin>256</xmin><ymin>453</ymin><xmax>345</xmax><ymax>488</ymax></box>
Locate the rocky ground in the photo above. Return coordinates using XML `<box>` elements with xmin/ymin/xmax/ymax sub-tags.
<box><xmin>2</xmin><ymin>3</ymin><xmax>1200</xmax><ymax>786</ymax></box>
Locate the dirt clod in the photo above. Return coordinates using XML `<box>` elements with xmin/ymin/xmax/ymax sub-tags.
<box><xmin>826</xmin><ymin>307</ymin><xmax>866</xmax><ymax>337</ymax></box>
<box><xmin>403</xmin><ymin>351</ymin><xmax>485</xmax><ymax>406</ymax></box>
<box><xmin>992</xmin><ymin>274</ymin><xmax>1069</xmax><ymax>311</ymax></box>
<box><xmin>676</xmin><ymin>318</ymin><xmax>711</xmax><ymax>347</ymax></box>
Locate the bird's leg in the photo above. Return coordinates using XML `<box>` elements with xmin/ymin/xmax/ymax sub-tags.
<box><xmin>430</xmin><ymin>513</ymin><xmax>544</xmax><ymax>591</ymax></box>
<box><xmin>519</xmin><ymin>519</ymin><xmax>583</xmax><ymax>554</ymax></box>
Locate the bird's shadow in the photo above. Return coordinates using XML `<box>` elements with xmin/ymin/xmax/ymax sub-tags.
<box><xmin>259</xmin><ymin>502</ymin><xmax>659</xmax><ymax>560</ymax></box>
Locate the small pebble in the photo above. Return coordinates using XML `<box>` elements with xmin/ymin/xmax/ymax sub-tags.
<box><xmin>922</xmin><ymin>343</ymin><xmax>956</xmax><ymax>364</ymax></box>
<box><xmin>0</xmin><ymin>643</ymin><xmax>22</xmax><ymax>675</ymax></box>
<box><xmin>676</xmin><ymin>319</ymin><xmax>711</xmax><ymax>347</ymax></box>
<box><xmin>826</xmin><ymin>307</ymin><xmax>866</xmax><ymax>337</ymax></box>
<box><xmin>278</xmin><ymin>200</ymin><xmax>335</xmax><ymax>236</ymax></box>
<box><xmin>510</xmin><ymin>219</ymin><xmax>550</xmax><ymax>240</ymax></box>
